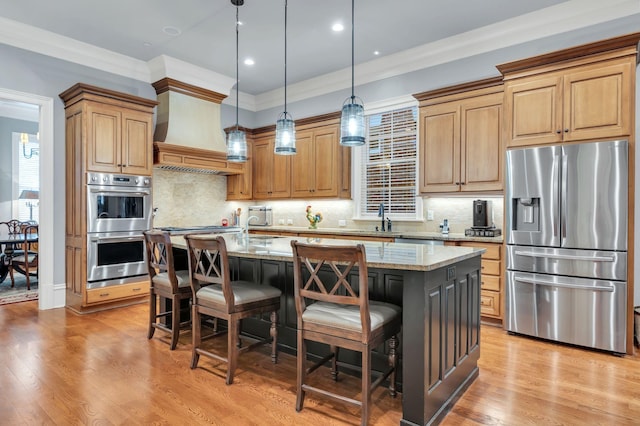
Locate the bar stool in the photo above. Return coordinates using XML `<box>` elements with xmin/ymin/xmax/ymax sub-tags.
<box><xmin>185</xmin><ymin>234</ymin><xmax>281</xmax><ymax>385</ymax></box>
<box><xmin>143</xmin><ymin>230</ymin><xmax>192</xmax><ymax>350</ymax></box>
<box><xmin>290</xmin><ymin>240</ymin><xmax>402</xmax><ymax>426</ymax></box>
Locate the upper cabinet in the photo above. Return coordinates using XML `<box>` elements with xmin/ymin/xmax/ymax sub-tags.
<box><xmin>60</xmin><ymin>84</ymin><xmax>156</xmax><ymax>176</ymax></box>
<box><xmin>498</xmin><ymin>33</ymin><xmax>639</xmax><ymax>147</ymax></box>
<box><xmin>291</xmin><ymin>124</ymin><xmax>340</xmax><ymax>198</ymax></box>
<box><xmin>226</xmin><ymin>133</ymin><xmax>253</xmax><ymax>201</ymax></box>
<box><xmin>414</xmin><ymin>78</ymin><xmax>504</xmax><ymax>194</ymax></box>
<box><xmin>231</xmin><ymin>112</ymin><xmax>351</xmax><ymax>201</ymax></box>
<box><xmin>252</xmin><ymin>134</ymin><xmax>292</xmax><ymax>199</ymax></box>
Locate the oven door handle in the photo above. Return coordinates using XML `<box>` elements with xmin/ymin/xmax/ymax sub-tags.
<box><xmin>90</xmin><ymin>236</ymin><xmax>144</xmax><ymax>243</ymax></box>
<box><xmin>89</xmin><ymin>188</ymin><xmax>151</xmax><ymax>196</ymax></box>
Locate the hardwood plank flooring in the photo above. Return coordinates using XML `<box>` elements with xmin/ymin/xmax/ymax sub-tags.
<box><xmin>1</xmin><ymin>301</ymin><xmax>639</xmax><ymax>425</ymax></box>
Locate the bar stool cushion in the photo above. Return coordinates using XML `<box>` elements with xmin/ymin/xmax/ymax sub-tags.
<box><xmin>197</xmin><ymin>280</ymin><xmax>282</xmax><ymax>305</ymax></box>
<box><xmin>152</xmin><ymin>270</ymin><xmax>191</xmax><ymax>288</ymax></box>
<box><xmin>303</xmin><ymin>301</ymin><xmax>401</xmax><ymax>332</ymax></box>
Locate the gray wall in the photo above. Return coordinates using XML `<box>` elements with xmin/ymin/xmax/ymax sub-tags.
<box><xmin>0</xmin><ymin>14</ymin><xmax>638</xmax><ymax>295</ymax></box>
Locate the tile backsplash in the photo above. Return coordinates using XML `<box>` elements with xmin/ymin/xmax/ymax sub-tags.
<box><xmin>153</xmin><ymin>169</ymin><xmax>504</xmax><ymax>235</ymax></box>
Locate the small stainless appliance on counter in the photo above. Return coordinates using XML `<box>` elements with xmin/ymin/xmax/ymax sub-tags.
<box><xmin>465</xmin><ymin>199</ymin><xmax>501</xmax><ymax>237</ymax></box>
<box><xmin>248</xmin><ymin>206</ymin><xmax>273</xmax><ymax>226</ymax></box>
<box><xmin>505</xmin><ymin>140</ymin><xmax>628</xmax><ymax>354</ymax></box>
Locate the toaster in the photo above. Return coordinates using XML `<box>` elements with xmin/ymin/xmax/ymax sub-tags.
<box><xmin>248</xmin><ymin>206</ymin><xmax>273</xmax><ymax>226</ymax></box>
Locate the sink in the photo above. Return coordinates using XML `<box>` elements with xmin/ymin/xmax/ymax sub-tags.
<box><xmin>248</xmin><ymin>235</ymin><xmax>283</xmax><ymax>240</ymax></box>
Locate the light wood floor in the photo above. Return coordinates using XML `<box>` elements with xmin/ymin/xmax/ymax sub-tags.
<box><xmin>1</xmin><ymin>301</ymin><xmax>639</xmax><ymax>425</ymax></box>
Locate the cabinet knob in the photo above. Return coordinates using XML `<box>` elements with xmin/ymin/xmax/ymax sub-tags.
<box><xmin>460</xmin><ymin>182</ymin><xmax>466</xmax><ymax>185</ymax></box>
<box><xmin>556</xmin><ymin>130</ymin><xmax>562</xmax><ymax>134</ymax></box>
<box><xmin>564</xmin><ymin>129</ymin><xmax>569</xmax><ymax>133</ymax></box>
<box><xmin>455</xmin><ymin>182</ymin><xmax>460</xmax><ymax>185</ymax></box>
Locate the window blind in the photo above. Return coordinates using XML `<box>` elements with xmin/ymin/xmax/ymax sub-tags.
<box><xmin>359</xmin><ymin>106</ymin><xmax>417</xmax><ymax>218</ymax></box>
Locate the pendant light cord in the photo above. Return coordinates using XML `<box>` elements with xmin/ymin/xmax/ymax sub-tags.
<box><xmin>284</xmin><ymin>0</ymin><xmax>288</xmax><ymax>115</ymax></box>
<box><xmin>235</xmin><ymin>5</ymin><xmax>240</xmax><ymax>130</ymax></box>
<box><xmin>350</xmin><ymin>0</ymin><xmax>355</xmax><ymax>102</ymax></box>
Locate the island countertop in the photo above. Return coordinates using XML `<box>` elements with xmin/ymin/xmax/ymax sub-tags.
<box><xmin>171</xmin><ymin>233</ymin><xmax>485</xmax><ymax>272</ymax></box>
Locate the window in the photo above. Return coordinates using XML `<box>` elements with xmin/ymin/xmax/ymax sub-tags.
<box><xmin>12</xmin><ymin>132</ymin><xmax>40</xmax><ymax>222</ymax></box>
<box><xmin>355</xmin><ymin>104</ymin><xmax>420</xmax><ymax>220</ymax></box>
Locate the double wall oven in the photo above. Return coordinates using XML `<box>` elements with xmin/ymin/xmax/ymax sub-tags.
<box><xmin>86</xmin><ymin>172</ymin><xmax>152</xmax><ymax>288</ymax></box>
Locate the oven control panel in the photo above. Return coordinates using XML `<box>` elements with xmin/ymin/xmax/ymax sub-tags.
<box><xmin>87</xmin><ymin>172</ymin><xmax>151</xmax><ymax>188</ymax></box>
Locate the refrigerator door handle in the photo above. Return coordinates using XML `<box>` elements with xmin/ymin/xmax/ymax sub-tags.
<box><xmin>513</xmin><ymin>250</ymin><xmax>615</xmax><ymax>262</ymax></box>
<box><xmin>552</xmin><ymin>153</ymin><xmax>561</xmax><ymax>238</ymax></box>
<box><xmin>560</xmin><ymin>153</ymin><xmax>568</xmax><ymax>240</ymax></box>
<box><xmin>514</xmin><ymin>276</ymin><xmax>615</xmax><ymax>292</ymax></box>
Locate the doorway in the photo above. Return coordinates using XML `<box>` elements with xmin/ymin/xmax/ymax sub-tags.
<box><xmin>0</xmin><ymin>88</ymin><xmax>56</xmax><ymax>310</ymax></box>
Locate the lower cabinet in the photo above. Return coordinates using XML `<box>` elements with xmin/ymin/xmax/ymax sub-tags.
<box><xmin>458</xmin><ymin>241</ymin><xmax>503</xmax><ymax>321</ymax></box>
<box><xmin>86</xmin><ymin>281</ymin><xmax>150</xmax><ymax>304</ymax></box>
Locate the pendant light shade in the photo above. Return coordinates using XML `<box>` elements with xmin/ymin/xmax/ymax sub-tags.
<box><xmin>274</xmin><ymin>0</ymin><xmax>296</xmax><ymax>155</ymax></box>
<box><xmin>340</xmin><ymin>0</ymin><xmax>365</xmax><ymax>146</ymax></box>
<box><xmin>227</xmin><ymin>0</ymin><xmax>247</xmax><ymax>162</ymax></box>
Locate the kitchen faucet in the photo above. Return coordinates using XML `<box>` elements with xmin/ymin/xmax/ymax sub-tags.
<box><xmin>245</xmin><ymin>215</ymin><xmax>259</xmax><ymax>238</ymax></box>
<box><xmin>378</xmin><ymin>203</ymin><xmax>385</xmax><ymax>232</ymax></box>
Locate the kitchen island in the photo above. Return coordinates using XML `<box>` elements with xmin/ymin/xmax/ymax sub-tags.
<box><xmin>172</xmin><ymin>233</ymin><xmax>484</xmax><ymax>426</ymax></box>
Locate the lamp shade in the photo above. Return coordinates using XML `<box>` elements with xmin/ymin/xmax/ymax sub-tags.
<box><xmin>226</xmin><ymin>129</ymin><xmax>247</xmax><ymax>162</ymax></box>
<box><xmin>19</xmin><ymin>190</ymin><xmax>39</xmax><ymax>200</ymax></box>
<box><xmin>274</xmin><ymin>113</ymin><xmax>296</xmax><ymax>155</ymax></box>
<box><xmin>340</xmin><ymin>98</ymin><xmax>365</xmax><ymax>146</ymax></box>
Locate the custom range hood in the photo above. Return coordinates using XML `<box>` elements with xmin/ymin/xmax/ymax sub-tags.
<box><xmin>152</xmin><ymin>77</ymin><xmax>244</xmax><ymax>175</ymax></box>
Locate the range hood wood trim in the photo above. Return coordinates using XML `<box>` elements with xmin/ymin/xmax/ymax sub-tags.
<box><xmin>152</xmin><ymin>77</ymin><xmax>227</xmax><ymax>104</ymax></box>
<box><xmin>251</xmin><ymin>111</ymin><xmax>341</xmax><ymax>134</ymax></box>
<box><xmin>154</xmin><ymin>142</ymin><xmax>245</xmax><ymax>175</ymax></box>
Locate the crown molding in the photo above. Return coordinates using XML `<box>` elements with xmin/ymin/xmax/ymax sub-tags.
<box><xmin>1</xmin><ymin>0</ymin><xmax>637</xmax><ymax>112</ymax></box>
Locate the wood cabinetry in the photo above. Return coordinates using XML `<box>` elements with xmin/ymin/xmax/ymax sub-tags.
<box><xmin>226</xmin><ymin>133</ymin><xmax>253</xmax><ymax>200</ymax></box>
<box><xmin>252</xmin><ymin>134</ymin><xmax>292</xmax><ymax>199</ymax></box>
<box><xmin>84</xmin><ymin>95</ymin><xmax>154</xmax><ymax>175</ymax></box>
<box><xmin>292</xmin><ymin>124</ymin><xmax>340</xmax><ymax>198</ymax></box>
<box><xmin>59</xmin><ymin>83</ymin><xmax>157</xmax><ymax>313</ymax></box>
<box><xmin>244</xmin><ymin>112</ymin><xmax>351</xmax><ymax>200</ymax></box>
<box><xmin>448</xmin><ymin>241</ymin><xmax>503</xmax><ymax>322</ymax></box>
<box><xmin>498</xmin><ymin>35</ymin><xmax>637</xmax><ymax>147</ymax></box>
<box><xmin>414</xmin><ymin>78</ymin><xmax>504</xmax><ymax>194</ymax></box>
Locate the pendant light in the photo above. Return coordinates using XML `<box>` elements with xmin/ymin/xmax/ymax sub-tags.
<box><xmin>274</xmin><ymin>0</ymin><xmax>296</xmax><ymax>155</ymax></box>
<box><xmin>227</xmin><ymin>0</ymin><xmax>247</xmax><ymax>162</ymax></box>
<box><xmin>340</xmin><ymin>0</ymin><xmax>365</xmax><ymax>146</ymax></box>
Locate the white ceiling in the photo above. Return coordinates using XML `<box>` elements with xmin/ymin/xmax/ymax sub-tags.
<box><xmin>0</xmin><ymin>0</ymin><xmax>638</xmax><ymax>110</ymax></box>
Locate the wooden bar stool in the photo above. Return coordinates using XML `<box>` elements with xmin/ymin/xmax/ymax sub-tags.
<box><xmin>290</xmin><ymin>240</ymin><xmax>402</xmax><ymax>426</ymax></box>
<box><xmin>143</xmin><ymin>230</ymin><xmax>192</xmax><ymax>350</ymax></box>
<box><xmin>185</xmin><ymin>234</ymin><xmax>281</xmax><ymax>385</ymax></box>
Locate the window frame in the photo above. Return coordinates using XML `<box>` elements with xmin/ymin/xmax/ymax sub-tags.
<box><xmin>352</xmin><ymin>96</ymin><xmax>422</xmax><ymax>222</ymax></box>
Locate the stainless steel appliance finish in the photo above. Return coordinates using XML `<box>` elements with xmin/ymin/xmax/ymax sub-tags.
<box><xmin>87</xmin><ymin>172</ymin><xmax>153</xmax><ymax>234</ymax></box>
<box><xmin>87</xmin><ymin>231</ymin><xmax>147</xmax><ymax>285</ymax></box>
<box><xmin>505</xmin><ymin>140</ymin><xmax>628</xmax><ymax>353</ymax></box>
<box><xmin>248</xmin><ymin>206</ymin><xmax>272</xmax><ymax>226</ymax></box>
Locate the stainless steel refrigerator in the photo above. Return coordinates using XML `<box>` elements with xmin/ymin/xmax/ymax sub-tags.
<box><xmin>505</xmin><ymin>140</ymin><xmax>628</xmax><ymax>353</ymax></box>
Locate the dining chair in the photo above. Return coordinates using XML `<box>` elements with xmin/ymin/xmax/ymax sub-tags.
<box><xmin>9</xmin><ymin>224</ymin><xmax>38</xmax><ymax>290</ymax></box>
<box><xmin>143</xmin><ymin>230</ymin><xmax>193</xmax><ymax>350</ymax></box>
<box><xmin>185</xmin><ymin>234</ymin><xmax>281</xmax><ymax>385</ymax></box>
<box><xmin>290</xmin><ymin>240</ymin><xmax>402</xmax><ymax>426</ymax></box>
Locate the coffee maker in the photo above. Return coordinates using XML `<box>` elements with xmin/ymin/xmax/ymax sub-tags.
<box><xmin>465</xmin><ymin>200</ymin><xmax>501</xmax><ymax>237</ymax></box>
<box><xmin>473</xmin><ymin>199</ymin><xmax>492</xmax><ymax>228</ymax></box>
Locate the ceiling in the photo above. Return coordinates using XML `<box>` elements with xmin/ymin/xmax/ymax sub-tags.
<box><xmin>1</xmin><ymin>0</ymin><xmax>638</xmax><ymax>112</ymax></box>
<box><xmin>0</xmin><ymin>0</ymin><xmax>575</xmax><ymax>96</ymax></box>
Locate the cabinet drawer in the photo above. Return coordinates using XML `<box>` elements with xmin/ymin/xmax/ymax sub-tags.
<box><xmin>87</xmin><ymin>281</ymin><xmax>149</xmax><ymax>304</ymax></box>
<box><xmin>458</xmin><ymin>242</ymin><xmax>501</xmax><ymax>260</ymax></box>
<box><xmin>481</xmin><ymin>274</ymin><xmax>500</xmax><ymax>291</ymax></box>
<box><xmin>481</xmin><ymin>259</ymin><xmax>501</xmax><ymax>276</ymax></box>
<box><xmin>480</xmin><ymin>290</ymin><xmax>500</xmax><ymax>317</ymax></box>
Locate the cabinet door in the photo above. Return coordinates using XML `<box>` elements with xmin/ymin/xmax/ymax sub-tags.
<box><xmin>461</xmin><ymin>93</ymin><xmax>503</xmax><ymax>191</ymax></box>
<box><xmin>121</xmin><ymin>109</ymin><xmax>153</xmax><ymax>175</ymax></box>
<box><xmin>227</xmin><ymin>157</ymin><xmax>252</xmax><ymax>200</ymax></box>
<box><xmin>271</xmin><ymin>144</ymin><xmax>291</xmax><ymax>198</ymax></box>
<box><xmin>252</xmin><ymin>137</ymin><xmax>273</xmax><ymax>199</ymax></box>
<box><xmin>291</xmin><ymin>130</ymin><xmax>314</xmax><ymax>197</ymax></box>
<box><xmin>86</xmin><ymin>103</ymin><xmax>122</xmax><ymax>173</ymax></box>
<box><xmin>564</xmin><ymin>60</ymin><xmax>632</xmax><ymax>141</ymax></box>
<box><xmin>504</xmin><ymin>74</ymin><xmax>563</xmax><ymax>147</ymax></box>
<box><xmin>340</xmin><ymin>145</ymin><xmax>351</xmax><ymax>198</ymax></box>
<box><xmin>311</xmin><ymin>126</ymin><xmax>339</xmax><ymax>197</ymax></box>
<box><xmin>419</xmin><ymin>103</ymin><xmax>460</xmax><ymax>193</ymax></box>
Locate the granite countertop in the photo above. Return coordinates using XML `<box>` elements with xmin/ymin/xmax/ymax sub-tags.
<box><xmin>249</xmin><ymin>226</ymin><xmax>504</xmax><ymax>244</ymax></box>
<box><xmin>171</xmin><ymin>233</ymin><xmax>485</xmax><ymax>272</ymax></box>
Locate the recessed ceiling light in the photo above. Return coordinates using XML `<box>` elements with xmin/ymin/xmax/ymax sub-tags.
<box><xmin>162</xmin><ymin>26</ymin><xmax>182</xmax><ymax>36</ymax></box>
<box><xmin>244</xmin><ymin>58</ymin><xmax>255</xmax><ymax>66</ymax></box>
<box><xmin>332</xmin><ymin>23</ymin><xmax>344</xmax><ymax>32</ymax></box>
<box><xmin>237</xmin><ymin>20</ymin><xmax>244</xmax><ymax>26</ymax></box>
<box><xmin>373</xmin><ymin>50</ymin><xmax>380</xmax><ymax>56</ymax></box>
